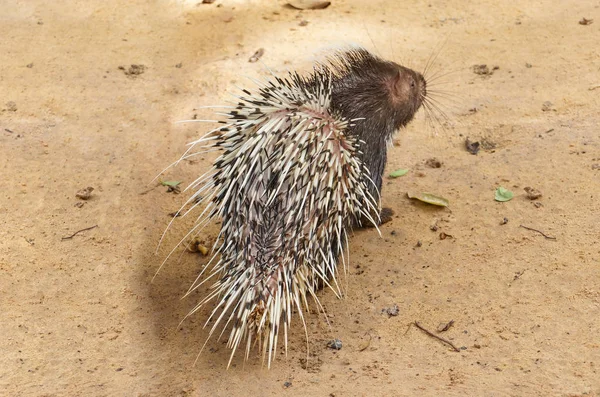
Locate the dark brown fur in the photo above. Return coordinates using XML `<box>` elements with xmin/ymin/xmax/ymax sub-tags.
<box><xmin>327</xmin><ymin>49</ymin><xmax>426</xmax><ymax>201</ymax></box>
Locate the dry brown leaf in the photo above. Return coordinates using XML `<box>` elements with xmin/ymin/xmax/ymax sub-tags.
<box><xmin>287</xmin><ymin>1</ymin><xmax>331</xmax><ymax>10</ymax></box>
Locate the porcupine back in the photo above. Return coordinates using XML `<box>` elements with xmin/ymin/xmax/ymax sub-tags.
<box><xmin>179</xmin><ymin>48</ymin><xmax>426</xmax><ymax>367</ymax></box>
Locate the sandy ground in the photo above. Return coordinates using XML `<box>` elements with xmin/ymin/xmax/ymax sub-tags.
<box><xmin>1</xmin><ymin>0</ymin><xmax>599</xmax><ymax>395</ymax></box>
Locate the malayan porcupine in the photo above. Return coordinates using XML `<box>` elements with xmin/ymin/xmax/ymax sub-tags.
<box><xmin>165</xmin><ymin>47</ymin><xmax>428</xmax><ymax>367</ymax></box>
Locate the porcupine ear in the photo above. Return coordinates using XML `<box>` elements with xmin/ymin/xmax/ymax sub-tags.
<box><xmin>391</xmin><ymin>69</ymin><xmax>407</xmax><ymax>98</ymax></box>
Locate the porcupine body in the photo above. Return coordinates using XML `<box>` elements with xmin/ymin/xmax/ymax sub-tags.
<box><xmin>180</xmin><ymin>48</ymin><xmax>426</xmax><ymax>367</ymax></box>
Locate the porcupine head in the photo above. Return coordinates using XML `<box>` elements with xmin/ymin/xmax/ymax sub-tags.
<box><xmin>177</xmin><ymin>48</ymin><xmax>426</xmax><ymax>368</ymax></box>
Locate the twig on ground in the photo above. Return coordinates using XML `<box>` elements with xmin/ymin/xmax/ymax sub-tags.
<box><xmin>519</xmin><ymin>225</ymin><xmax>556</xmax><ymax>240</ymax></box>
<box><xmin>61</xmin><ymin>225</ymin><xmax>98</xmax><ymax>240</ymax></box>
<box><xmin>414</xmin><ymin>321</ymin><xmax>461</xmax><ymax>352</ymax></box>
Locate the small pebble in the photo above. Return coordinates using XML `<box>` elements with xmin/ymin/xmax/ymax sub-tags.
<box><xmin>327</xmin><ymin>339</ymin><xmax>342</xmax><ymax>350</ymax></box>
<box><xmin>524</xmin><ymin>186</ymin><xmax>542</xmax><ymax>200</ymax></box>
<box><xmin>385</xmin><ymin>304</ymin><xmax>399</xmax><ymax>317</ymax></box>
<box><xmin>76</xmin><ymin>186</ymin><xmax>94</xmax><ymax>200</ymax></box>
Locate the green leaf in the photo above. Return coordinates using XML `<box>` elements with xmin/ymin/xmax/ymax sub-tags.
<box><xmin>495</xmin><ymin>187</ymin><xmax>514</xmax><ymax>202</ymax></box>
<box><xmin>389</xmin><ymin>169</ymin><xmax>409</xmax><ymax>178</ymax></box>
<box><xmin>161</xmin><ymin>180</ymin><xmax>182</xmax><ymax>187</ymax></box>
<box><xmin>407</xmin><ymin>192</ymin><xmax>449</xmax><ymax>207</ymax></box>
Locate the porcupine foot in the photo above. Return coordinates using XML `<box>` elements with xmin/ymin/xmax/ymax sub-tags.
<box><xmin>360</xmin><ymin>207</ymin><xmax>395</xmax><ymax>228</ymax></box>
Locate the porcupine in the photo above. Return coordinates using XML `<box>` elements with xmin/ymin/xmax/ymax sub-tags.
<box><xmin>172</xmin><ymin>47</ymin><xmax>427</xmax><ymax>367</ymax></box>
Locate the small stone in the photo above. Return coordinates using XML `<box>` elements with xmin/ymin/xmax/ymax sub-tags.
<box><xmin>524</xmin><ymin>186</ymin><xmax>542</xmax><ymax>200</ymax></box>
<box><xmin>327</xmin><ymin>339</ymin><xmax>342</xmax><ymax>350</ymax></box>
<box><xmin>465</xmin><ymin>138</ymin><xmax>480</xmax><ymax>155</ymax></box>
<box><xmin>385</xmin><ymin>304</ymin><xmax>399</xmax><ymax>317</ymax></box>
<box><xmin>76</xmin><ymin>187</ymin><xmax>94</xmax><ymax>200</ymax></box>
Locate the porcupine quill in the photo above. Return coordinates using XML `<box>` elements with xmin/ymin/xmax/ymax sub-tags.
<box><xmin>162</xmin><ymin>47</ymin><xmax>428</xmax><ymax>368</ymax></box>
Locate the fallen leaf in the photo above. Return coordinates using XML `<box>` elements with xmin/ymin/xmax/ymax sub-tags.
<box><xmin>358</xmin><ymin>334</ymin><xmax>372</xmax><ymax>351</ymax></box>
<box><xmin>495</xmin><ymin>187</ymin><xmax>514</xmax><ymax>202</ymax></box>
<box><xmin>407</xmin><ymin>192</ymin><xmax>449</xmax><ymax>207</ymax></box>
<box><xmin>287</xmin><ymin>0</ymin><xmax>331</xmax><ymax>9</ymax></box>
<box><xmin>161</xmin><ymin>180</ymin><xmax>182</xmax><ymax>193</ymax></box>
<box><xmin>248</xmin><ymin>48</ymin><xmax>265</xmax><ymax>63</ymax></box>
<box><xmin>389</xmin><ymin>169</ymin><xmax>409</xmax><ymax>178</ymax></box>
<box><xmin>161</xmin><ymin>180</ymin><xmax>181</xmax><ymax>187</ymax></box>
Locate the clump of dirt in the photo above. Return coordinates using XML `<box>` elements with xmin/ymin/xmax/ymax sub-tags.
<box><xmin>118</xmin><ymin>64</ymin><xmax>146</xmax><ymax>78</ymax></box>
<box><xmin>524</xmin><ymin>186</ymin><xmax>542</xmax><ymax>200</ymax></box>
<box><xmin>76</xmin><ymin>186</ymin><xmax>94</xmax><ymax>200</ymax></box>
<box><xmin>472</xmin><ymin>64</ymin><xmax>498</xmax><ymax>77</ymax></box>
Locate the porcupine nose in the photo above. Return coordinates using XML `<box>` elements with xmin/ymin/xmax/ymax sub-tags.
<box><xmin>420</xmin><ymin>74</ymin><xmax>427</xmax><ymax>99</ymax></box>
<box><xmin>415</xmin><ymin>73</ymin><xmax>427</xmax><ymax>110</ymax></box>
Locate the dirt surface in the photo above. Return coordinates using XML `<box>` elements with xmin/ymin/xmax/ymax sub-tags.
<box><xmin>1</xmin><ymin>0</ymin><xmax>599</xmax><ymax>396</ymax></box>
